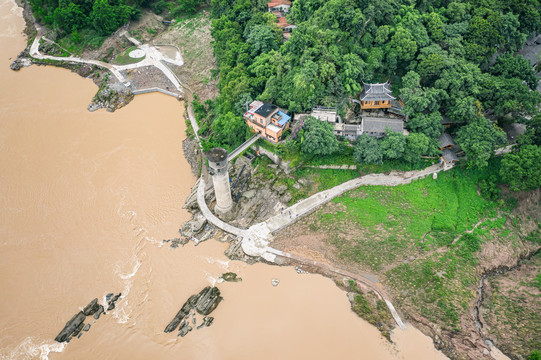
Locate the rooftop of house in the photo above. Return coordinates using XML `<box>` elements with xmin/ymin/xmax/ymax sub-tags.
<box><xmin>311</xmin><ymin>107</ymin><xmax>340</xmax><ymax>123</ymax></box>
<box><xmin>360</xmin><ymin>82</ymin><xmax>395</xmax><ymax>102</ymax></box>
<box><xmin>277</xmin><ymin>16</ymin><xmax>290</xmax><ymax>27</ymax></box>
<box><xmin>272</xmin><ymin>110</ymin><xmax>291</xmax><ymax>126</ymax></box>
<box><xmin>439</xmin><ymin>132</ymin><xmax>456</xmax><ymax>148</ymax></box>
<box><xmin>362</xmin><ymin>116</ymin><xmax>403</xmax><ymax>133</ymax></box>
<box><xmin>283</xmin><ymin>32</ymin><xmax>292</xmax><ymax>39</ymax></box>
<box><xmin>442</xmin><ymin>148</ymin><xmax>459</xmax><ymax>162</ymax></box>
<box><xmin>266</xmin><ymin>124</ymin><xmax>282</xmax><ymax>133</ymax></box>
<box><xmin>255</xmin><ymin>102</ymin><xmax>278</xmax><ymax>118</ymax></box>
<box><xmin>247</xmin><ymin>100</ymin><xmax>264</xmax><ymax>115</ymax></box>
<box><xmin>268</xmin><ymin>0</ymin><xmax>291</xmax><ymax>7</ymax></box>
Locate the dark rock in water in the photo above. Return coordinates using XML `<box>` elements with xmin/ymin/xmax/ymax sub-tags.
<box><xmin>169</xmin><ymin>237</ymin><xmax>189</xmax><ymax>248</ymax></box>
<box><xmin>88</xmin><ymin>83</ymin><xmax>134</xmax><ymax>112</ymax></box>
<box><xmin>165</xmin><ymin>287</ymin><xmax>222</xmax><ymax>334</ymax></box>
<box><xmin>164</xmin><ymin>295</ymin><xmax>199</xmax><ymax>333</ymax></box>
<box><xmin>178</xmin><ymin>321</ymin><xmax>192</xmax><ymax>337</ymax></box>
<box><xmin>72</xmin><ymin>321</ymin><xmax>85</xmax><ymax>338</ymax></box>
<box><xmin>106</xmin><ymin>292</ymin><xmax>121</xmax><ymax>311</ymax></box>
<box><xmin>83</xmin><ymin>324</ymin><xmax>91</xmax><ymax>332</ymax></box>
<box><xmin>195</xmin><ymin>287</ymin><xmax>223</xmax><ymax>316</ymax></box>
<box><xmin>54</xmin><ymin>312</ymin><xmax>86</xmax><ymax>342</ymax></box>
<box><xmin>106</xmin><ymin>293</ymin><xmax>114</xmax><ymax>301</ymax></box>
<box><xmin>221</xmin><ymin>272</ymin><xmax>242</xmax><ymax>282</ymax></box>
<box><xmin>77</xmin><ymin>332</ymin><xmax>83</xmax><ymax>339</ymax></box>
<box><xmin>93</xmin><ymin>305</ymin><xmax>104</xmax><ymax>319</ymax></box>
<box><xmin>10</xmin><ymin>61</ymin><xmax>21</xmax><ymax>71</ymax></box>
<box><xmin>203</xmin><ymin>316</ymin><xmax>214</xmax><ymax>327</ymax></box>
<box><xmin>83</xmin><ymin>298</ymin><xmax>100</xmax><ymax>316</ymax></box>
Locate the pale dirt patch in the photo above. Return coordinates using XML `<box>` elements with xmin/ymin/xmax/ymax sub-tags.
<box><xmin>154</xmin><ymin>12</ymin><xmax>218</xmax><ymax>102</ymax></box>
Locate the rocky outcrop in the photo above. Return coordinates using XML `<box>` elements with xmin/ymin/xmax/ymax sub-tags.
<box><xmin>220</xmin><ymin>272</ymin><xmax>242</xmax><ymax>282</ymax></box>
<box><xmin>164</xmin><ymin>286</ymin><xmax>222</xmax><ymax>336</ymax></box>
<box><xmin>54</xmin><ymin>293</ymin><xmax>121</xmax><ymax>343</ymax></box>
<box><xmin>88</xmin><ymin>83</ymin><xmax>134</xmax><ymax>112</ymax></box>
<box><xmin>82</xmin><ymin>298</ymin><xmax>100</xmax><ymax>316</ymax></box>
<box><xmin>54</xmin><ymin>311</ymin><xmax>86</xmax><ymax>342</ymax></box>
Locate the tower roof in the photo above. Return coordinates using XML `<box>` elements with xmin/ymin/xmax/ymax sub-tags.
<box><xmin>206</xmin><ymin>147</ymin><xmax>228</xmax><ymax>163</ymax></box>
<box><xmin>360</xmin><ymin>82</ymin><xmax>395</xmax><ymax>101</ymax></box>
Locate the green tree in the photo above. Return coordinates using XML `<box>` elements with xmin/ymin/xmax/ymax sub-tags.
<box><xmin>301</xmin><ymin>118</ymin><xmax>339</xmax><ymax>156</ymax></box>
<box><xmin>425</xmin><ymin>12</ymin><xmax>445</xmax><ymax>42</ymax></box>
<box><xmin>490</xmin><ymin>54</ymin><xmax>539</xmax><ymax>90</ymax></box>
<box><xmin>389</xmin><ymin>27</ymin><xmax>418</xmax><ymax>62</ymax></box>
<box><xmin>406</xmin><ymin>112</ymin><xmax>444</xmax><ymax>139</ymax></box>
<box><xmin>172</xmin><ymin>0</ymin><xmax>203</xmax><ymax>15</ymax></box>
<box><xmin>500</xmin><ymin>145</ymin><xmax>541</xmax><ymax>191</ymax></box>
<box><xmin>211</xmin><ymin>112</ymin><xmax>248</xmax><ymax>149</ymax></box>
<box><xmin>456</xmin><ymin>117</ymin><xmax>506</xmax><ymax>169</ymax></box>
<box><xmin>380</xmin><ymin>130</ymin><xmax>406</xmax><ymax>160</ymax></box>
<box><xmin>90</xmin><ymin>0</ymin><xmax>133</xmax><ymax>35</ymax></box>
<box><xmin>245</xmin><ymin>24</ymin><xmax>280</xmax><ymax>57</ymax></box>
<box><xmin>53</xmin><ymin>0</ymin><xmax>87</xmax><ymax>33</ymax></box>
<box><xmin>403</xmin><ymin>132</ymin><xmax>430</xmax><ymax>163</ymax></box>
<box><xmin>353</xmin><ymin>134</ymin><xmax>383</xmax><ymax>165</ymax></box>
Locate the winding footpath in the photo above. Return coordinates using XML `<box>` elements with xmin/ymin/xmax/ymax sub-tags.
<box><xmin>185</xmin><ymin>105</ymin><xmax>445</xmax><ymax>330</ymax></box>
<box><xmin>29</xmin><ymin>26</ymin><xmax>184</xmax><ymax>94</ymax></box>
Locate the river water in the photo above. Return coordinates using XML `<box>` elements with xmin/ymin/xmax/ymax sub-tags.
<box><xmin>0</xmin><ymin>1</ymin><xmax>448</xmax><ymax>359</ymax></box>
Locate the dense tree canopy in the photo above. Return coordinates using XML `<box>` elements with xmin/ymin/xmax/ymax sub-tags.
<box><xmin>500</xmin><ymin>145</ymin><xmax>541</xmax><ymax>191</ymax></box>
<box><xmin>456</xmin><ymin>117</ymin><xmax>506</xmax><ymax>169</ymax></box>
<box><xmin>354</xmin><ymin>134</ymin><xmax>383</xmax><ymax>165</ymax></box>
<box><xmin>301</xmin><ymin>118</ymin><xmax>340</xmax><ymax>156</ymax></box>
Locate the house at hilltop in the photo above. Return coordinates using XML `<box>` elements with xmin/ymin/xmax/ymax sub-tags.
<box><xmin>244</xmin><ymin>101</ymin><xmax>291</xmax><ymax>143</ymax></box>
<box><xmin>268</xmin><ymin>0</ymin><xmax>291</xmax><ymax>14</ymax></box>
<box><xmin>268</xmin><ymin>0</ymin><xmax>295</xmax><ymax>40</ymax></box>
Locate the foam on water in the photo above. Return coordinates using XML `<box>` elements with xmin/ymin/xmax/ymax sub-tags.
<box><xmin>0</xmin><ymin>337</ymin><xmax>66</xmax><ymax>360</ymax></box>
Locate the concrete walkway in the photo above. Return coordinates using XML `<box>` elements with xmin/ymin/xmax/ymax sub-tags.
<box><xmin>30</xmin><ymin>26</ymin><xmax>184</xmax><ymax>94</ymax></box>
<box><xmin>227</xmin><ymin>134</ymin><xmax>261</xmax><ymax>162</ymax></box>
<box><xmin>196</xmin><ymin>178</ymin><xmax>245</xmax><ymax>237</ymax></box>
<box><xmin>261</xmin><ymin>164</ymin><xmax>443</xmax><ymax>236</ymax></box>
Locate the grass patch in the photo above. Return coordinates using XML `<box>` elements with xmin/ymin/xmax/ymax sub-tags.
<box><xmin>111</xmin><ymin>46</ymin><xmax>146</xmax><ymax>65</ymax></box>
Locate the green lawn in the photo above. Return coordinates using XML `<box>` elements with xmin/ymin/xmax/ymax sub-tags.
<box><xmin>111</xmin><ymin>46</ymin><xmax>146</xmax><ymax>65</ymax></box>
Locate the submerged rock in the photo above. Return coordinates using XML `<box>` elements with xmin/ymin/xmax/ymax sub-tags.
<box><xmin>195</xmin><ymin>287</ymin><xmax>223</xmax><ymax>316</ymax></box>
<box><xmin>178</xmin><ymin>321</ymin><xmax>192</xmax><ymax>337</ymax></box>
<box><xmin>220</xmin><ymin>272</ymin><xmax>242</xmax><ymax>282</ymax></box>
<box><xmin>165</xmin><ymin>287</ymin><xmax>222</xmax><ymax>334</ymax></box>
<box><xmin>10</xmin><ymin>60</ymin><xmax>21</xmax><ymax>71</ymax></box>
<box><xmin>203</xmin><ymin>316</ymin><xmax>214</xmax><ymax>327</ymax></box>
<box><xmin>55</xmin><ymin>312</ymin><xmax>86</xmax><ymax>342</ymax></box>
<box><xmin>93</xmin><ymin>305</ymin><xmax>104</xmax><ymax>319</ymax></box>
<box><xmin>83</xmin><ymin>324</ymin><xmax>91</xmax><ymax>332</ymax></box>
<box><xmin>82</xmin><ymin>298</ymin><xmax>100</xmax><ymax>316</ymax></box>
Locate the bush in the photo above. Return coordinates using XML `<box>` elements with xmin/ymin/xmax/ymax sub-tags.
<box><xmin>479</xmin><ymin>176</ymin><xmax>501</xmax><ymax>200</ymax></box>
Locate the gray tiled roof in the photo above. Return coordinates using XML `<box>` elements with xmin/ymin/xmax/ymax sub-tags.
<box><xmin>439</xmin><ymin>132</ymin><xmax>455</xmax><ymax>148</ymax></box>
<box><xmin>362</xmin><ymin>117</ymin><xmax>403</xmax><ymax>134</ymax></box>
<box><xmin>360</xmin><ymin>82</ymin><xmax>395</xmax><ymax>101</ymax></box>
<box><xmin>442</xmin><ymin>148</ymin><xmax>458</xmax><ymax>163</ymax></box>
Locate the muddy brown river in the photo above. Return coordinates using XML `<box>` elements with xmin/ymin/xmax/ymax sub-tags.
<box><xmin>0</xmin><ymin>1</ymin><xmax>449</xmax><ymax>358</ymax></box>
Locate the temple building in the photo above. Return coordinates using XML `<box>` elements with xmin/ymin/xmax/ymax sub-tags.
<box><xmin>359</xmin><ymin>82</ymin><xmax>404</xmax><ymax>115</ymax></box>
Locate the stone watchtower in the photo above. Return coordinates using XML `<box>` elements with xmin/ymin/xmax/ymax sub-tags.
<box><xmin>206</xmin><ymin>148</ymin><xmax>233</xmax><ymax>216</ymax></box>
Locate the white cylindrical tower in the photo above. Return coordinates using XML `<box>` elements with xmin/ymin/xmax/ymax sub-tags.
<box><xmin>206</xmin><ymin>147</ymin><xmax>233</xmax><ymax>215</ymax></box>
